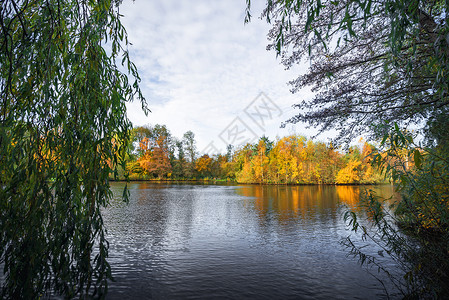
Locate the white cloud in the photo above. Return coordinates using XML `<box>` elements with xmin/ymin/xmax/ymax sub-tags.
<box><xmin>120</xmin><ymin>0</ymin><xmax>319</xmax><ymax>153</ymax></box>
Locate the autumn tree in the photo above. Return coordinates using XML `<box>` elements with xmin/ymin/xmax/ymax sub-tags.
<box><xmin>314</xmin><ymin>142</ymin><xmax>343</xmax><ymax>183</ymax></box>
<box><xmin>133</xmin><ymin>125</ymin><xmax>173</xmax><ymax>179</ymax></box>
<box><xmin>127</xmin><ymin>126</ymin><xmax>153</xmax><ymax>178</ymax></box>
<box><xmin>133</xmin><ymin>126</ymin><xmax>153</xmax><ymax>157</ymax></box>
<box><xmin>0</xmin><ymin>0</ymin><xmax>146</xmax><ymax>298</ymax></box>
<box><xmin>234</xmin><ymin>143</ymin><xmax>256</xmax><ymax>183</ymax></box>
<box><xmin>139</xmin><ymin>136</ymin><xmax>172</xmax><ymax>179</ymax></box>
<box><xmin>195</xmin><ymin>154</ymin><xmax>213</xmax><ymax>178</ymax></box>
<box><xmin>209</xmin><ymin>154</ymin><xmax>232</xmax><ymax>179</ymax></box>
<box><xmin>231</xmin><ymin>135</ymin><xmax>346</xmax><ymax>184</ymax></box>
<box><xmin>251</xmin><ymin>138</ymin><xmax>270</xmax><ymax>183</ymax></box>
<box><xmin>269</xmin><ymin>136</ymin><xmax>304</xmax><ymax>183</ymax></box>
<box><xmin>360</xmin><ymin>141</ymin><xmax>383</xmax><ymax>183</ymax></box>
<box><xmin>336</xmin><ymin>160</ymin><xmax>362</xmax><ymax>184</ymax></box>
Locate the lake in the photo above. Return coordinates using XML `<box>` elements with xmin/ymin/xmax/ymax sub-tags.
<box><xmin>104</xmin><ymin>182</ymin><xmax>400</xmax><ymax>299</ymax></box>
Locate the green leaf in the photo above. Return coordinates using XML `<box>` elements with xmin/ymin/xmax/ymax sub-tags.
<box><xmin>413</xmin><ymin>149</ymin><xmax>422</xmax><ymax>169</ymax></box>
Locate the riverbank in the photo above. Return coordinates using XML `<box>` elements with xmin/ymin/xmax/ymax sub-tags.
<box><xmin>109</xmin><ymin>177</ymin><xmax>391</xmax><ymax>186</ymax></box>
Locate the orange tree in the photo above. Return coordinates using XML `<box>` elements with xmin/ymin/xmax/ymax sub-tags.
<box><xmin>195</xmin><ymin>154</ymin><xmax>213</xmax><ymax>178</ymax></box>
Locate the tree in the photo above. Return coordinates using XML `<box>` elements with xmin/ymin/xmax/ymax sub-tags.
<box><xmin>245</xmin><ymin>1</ymin><xmax>449</xmax><ymax>296</ymax></box>
<box><xmin>251</xmin><ymin>139</ymin><xmax>270</xmax><ymax>183</ymax></box>
<box><xmin>270</xmin><ymin>136</ymin><xmax>303</xmax><ymax>183</ymax></box>
<box><xmin>214</xmin><ymin>154</ymin><xmax>233</xmax><ymax>179</ymax></box>
<box><xmin>139</xmin><ymin>136</ymin><xmax>172</xmax><ymax>179</ymax></box>
<box><xmin>133</xmin><ymin>126</ymin><xmax>153</xmax><ymax>157</ymax></box>
<box><xmin>246</xmin><ymin>0</ymin><xmax>449</xmax><ymax>143</ymax></box>
<box><xmin>225</xmin><ymin>144</ymin><xmax>234</xmax><ymax>161</ymax></box>
<box><xmin>335</xmin><ymin>160</ymin><xmax>362</xmax><ymax>184</ymax></box>
<box><xmin>133</xmin><ymin>125</ymin><xmax>173</xmax><ymax>179</ymax></box>
<box><xmin>0</xmin><ymin>1</ymin><xmax>146</xmax><ymax>298</ymax></box>
<box><xmin>343</xmin><ymin>127</ymin><xmax>449</xmax><ymax>297</ymax></box>
<box><xmin>183</xmin><ymin>130</ymin><xmax>197</xmax><ymax>177</ymax></box>
<box><xmin>360</xmin><ymin>141</ymin><xmax>384</xmax><ymax>183</ymax></box>
<box><xmin>172</xmin><ymin>138</ymin><xmax>186</xmax><ymax>178</ymax></box>
<box><xmin>234</xmin><ymin>143</ymin><xmax>256</xmax><ymax>183</ymax></box>
<box><xmin>195</xmin><ymin>154</ymin><xmax>213</xmax><ymax>178</ymax></box>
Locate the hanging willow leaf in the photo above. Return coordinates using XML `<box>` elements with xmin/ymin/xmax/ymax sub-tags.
<box><xmin>0</xmin><ymin>0</ymin><xmax>147</xmax><ymax>298</ymax></box>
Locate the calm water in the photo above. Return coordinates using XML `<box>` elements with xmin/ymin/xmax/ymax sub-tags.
<box><xmin>104</xmin><ymin>183</ymin><xmax>399</xmax><ymax>299</ymax></box>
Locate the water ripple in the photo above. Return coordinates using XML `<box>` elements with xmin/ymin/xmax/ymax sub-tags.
<box><xmin>103</xmin><ymin>183</ymin><xmax>399</xmax><ymax>299</ymax></box>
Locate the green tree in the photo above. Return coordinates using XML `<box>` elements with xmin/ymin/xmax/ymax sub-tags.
<box><xmin>0</xmin><ymin>1</ymin><xmax>146</xmax><ymax>298</ymax></box>
<box><xmin>183</xmin><ymin>130</ymin><xmax>197</xmax><ymax>177</ymax></box>
<box><xmin>172</xmin><ymin>138</ymin><xmax>186</xmax><ymax>178</ymax></box>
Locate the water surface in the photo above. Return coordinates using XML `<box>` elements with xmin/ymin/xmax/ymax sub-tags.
<box><xmin>104</xmin><ymin>183</ymin><xmax>398</xmax><ymax>299</ymax></box>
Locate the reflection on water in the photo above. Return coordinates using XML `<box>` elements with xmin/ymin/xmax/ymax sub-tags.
<box><xmin>238</xmin><ymin>185</ymin><xmax>358</xmax><ymax>220</ymax></box>
<box><xmin>103</xmin><ymin>183</ymin><xmax>398</xmax><ymax>299</ymax></box>
<box><xmin>336</xmin><ymin>186</ymin><xmax>361</xmax><ymax>208</ymax></box>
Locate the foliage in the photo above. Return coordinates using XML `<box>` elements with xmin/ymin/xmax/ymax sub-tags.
<box><xmin>343</xmin><ymin>125</ymin><xmax>449</xmax><ymax>298</ymax></box>
<box><xmin>335</xmin><ymin>142</ymin><xmax>384</xmax><ymax>184</ymax></box>
<box><xmin>246</xmin><ymin>0</ymin><xmax>449</xmax><ymax>144</ymax></box>
<box><xmin>195</xmin><ymin>154</ymin><xmax>213</xmax><ymax>178</ymax></box>
<box><xmin>183</xmin><ymin>130</ymin><xmax>197</xmax><ymax>178</ymax></box>
<box><xmin>172</xmin><ymin>139</ymin><xmax>187</xmax><ymax>178</ymax></box>
<box><xmin>233</xmin><ymin>135</ymin><xmax>381</xmax><ymax>184</ymax></box>
<box><xmin>132</xmin><ymin>125</ymin><xmax>173</xmax><ymax>179</ymax></box>
<box><xmin>124</xmin><ymin>126</ymin><xmax>383</xmax><ymax>184</ymax></box>
<box><xmin>129</xmin><ymin>125</ymin><xmax>201</xmax><ymax>180</ymax></box>
<box><xmin>0</xmin><ymin>0</ymin><xmax>146</xmax><ymax>298</ymax></box>
<box><xmin>336</xmin><ymin>160</ymin><xmax>362</xmax><ymax>184</ymax></box>
<box><xmin>139</xmin><ymin>136</ymin><xmax>172</xmax><ymax>179</ymax></box>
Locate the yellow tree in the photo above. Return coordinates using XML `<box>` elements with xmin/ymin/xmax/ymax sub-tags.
<box><xmin>303</xmin><ymin>139</ymin><xmax>324</xmax><ymax>183</ymax></box>
<box><xmin>252</xmin><ymin>139</ymin><xmax>270</xmax><ymax>183</ymax></box>
<box><xmin>195</xmin><ymin>154</ymin><xmax>213</xmax><ymax>178</ymax></box>
<box><xmin>234</xmin><ymin>143</ymin><xmax>256</xmax><ymax>183</ymax></box>
<box><xmin>360</xmin><ymin>141</ymin><xmax>384</xmax><ymax>183</ymax></box>
<box><xmin>336</xmin><ymin>160</ymin><xmax>362</xmax><ymax>184</ymax></box>
<box><xmin>312</xmin><ymin>141</ymin><xmax>344</xmax><ymax>183</ymax></box>
<box><xmin>217</xmin><ymin>154</ymin><xmax>234</xmax><ymax>179</ymax></box>
<box><xmin>272</xmin><ymin>136</ymin><xmax>305</xmax><ymax>183</ymax></box>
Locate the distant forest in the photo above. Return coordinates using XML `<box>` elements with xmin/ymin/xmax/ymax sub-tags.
<box><xmin>120</xmin><ymin>124</ymin><xmax>387</xmax><ymax>184</ymax></box>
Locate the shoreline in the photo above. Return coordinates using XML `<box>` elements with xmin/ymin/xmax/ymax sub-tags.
<box><xmin>109</xmin><ymin>178</ymin><xmax>391</xmax><ymax>186</ymax></box>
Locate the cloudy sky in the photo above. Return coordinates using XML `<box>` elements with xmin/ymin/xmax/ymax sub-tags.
<box><xmin>119</xmin><ymin>0</ymin><xmax>318</xmax><ymax>154</ymax></box>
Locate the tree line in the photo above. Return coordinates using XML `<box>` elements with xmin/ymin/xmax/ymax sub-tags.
<box><xmin>124</xmin><ymin>124</ymin><xmax>385</xmax><ymax>184</ymax></box>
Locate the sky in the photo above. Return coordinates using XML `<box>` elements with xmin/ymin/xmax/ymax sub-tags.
<box><xmin>119</xmin><ymin>0</ymin><xmax>319</xmax><ymax>155</ymax></box>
